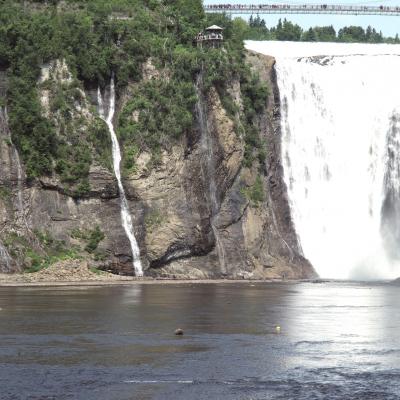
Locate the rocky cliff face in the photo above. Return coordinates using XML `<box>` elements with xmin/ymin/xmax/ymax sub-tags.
<box><xmin>0</xmin><ymin>52</ymin><xmax>316</xmax><ymax>279</ymax></box>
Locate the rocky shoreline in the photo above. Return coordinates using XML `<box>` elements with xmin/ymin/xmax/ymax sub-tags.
<box><xmin>0</xmin><ymin>260</ymin><xmax>126</xmax><ymax>284</ymax></box>
<box><xmin>0</xmin><ymin>279</ymin><xmax>293</xmax><ymax>287</ymax></box>
<box><xmin>0</xmin><ymin>259</ymin><xmax>297</xmax><ymax>286</ymax></box>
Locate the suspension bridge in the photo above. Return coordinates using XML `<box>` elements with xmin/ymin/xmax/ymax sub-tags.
<box><xmin>204</xmin><ymin>3</ymin><xmax>400</xmax><ymax>16</ymax></box>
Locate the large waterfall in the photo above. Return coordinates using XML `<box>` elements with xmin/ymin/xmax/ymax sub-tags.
<box><xmin>246</xmin><ymin>41</ymin><xmax>400</xmax><ymax>280</ymax></box>
<box><xmin>98</xmin><ymin>79</ymin><xmax>143</xmax><ymax>277</ymax></box>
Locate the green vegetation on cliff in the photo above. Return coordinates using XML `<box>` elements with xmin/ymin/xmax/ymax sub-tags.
<box><xmin>2</xmin><ymin>225</ymin><xmax>106</xmax><ymax>272</ymax></box>
<box><xmin>241</xmin><ymin>175</ymin><xmax>265</xmax><ymax>206</ymax></box>
<box><xmin>4</xmin><ymin>230</ymin><xmax>81</xmax><ymax>273</ymax></box>
<box><xmin>70</xmin><ymin>226</ymin><xmax>105</xmax><ymax>253</ymax></box>
<box><xmin>0</xmin><ymin>0</ymin><xmax>268</xmax><ymax>192</ymax></box>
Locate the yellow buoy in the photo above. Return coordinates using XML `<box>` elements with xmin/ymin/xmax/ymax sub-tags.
<box><xmin>275</xmin><ymin>325</ymin><xmax>281</xmax><ymax>333</ymax></box>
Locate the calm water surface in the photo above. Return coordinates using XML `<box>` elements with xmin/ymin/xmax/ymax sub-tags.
<box><xmin>0</xmin><ymin>281</ymin><xmax>400</xmax><ymax>399</ymax></box>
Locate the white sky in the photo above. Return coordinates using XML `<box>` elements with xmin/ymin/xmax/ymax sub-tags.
<box><xmin>245</xmin><ymin>39</ymin><xmax>400</xmax><ymax>56</ymax></box>
<box><xmin>204</xmin><ymin>0</ymin><xmax>400</xmax><ymax>37</ymax></box>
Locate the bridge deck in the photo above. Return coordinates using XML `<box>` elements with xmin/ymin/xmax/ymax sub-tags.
<box><xmin>205</xmin><ymin>4</ymin><xmax>400</xmax><ymax>16</ymax></box>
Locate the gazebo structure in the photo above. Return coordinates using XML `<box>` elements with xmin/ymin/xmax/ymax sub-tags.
<box><xmin>195</xmin><ymin>25</ymin><xmax>224</xmax><ymax>48</ymax></box>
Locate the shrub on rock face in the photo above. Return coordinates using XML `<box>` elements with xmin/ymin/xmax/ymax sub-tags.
<box><xmin>71</xmin><ymin>226</ymin><xmax>105</xmax><ymax>254</ymax></box>
<box><xmin>2</xmin><ymin>230</ymin><xmax>81</xmax><ymax>273</ymax></box>
<box><xmin>241</xmin><ymin>175</ymin><xmax>265</xmax><ymax>207</ymax></box>
<box><xmin>85</xmin><ymin>227</ymin><xmax>105</xmax><ymax>253</ymax></box>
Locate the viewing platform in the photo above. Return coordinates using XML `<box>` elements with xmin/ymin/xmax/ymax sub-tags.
<box><xmin>195</xmin><ymin>25</ymin><xmax>224</xmax><ymax>48</ymax></box>
<box><xmin>204</xmin><ymin>4</ymin><xmax>400</xmax><ymax>16</ymax></box>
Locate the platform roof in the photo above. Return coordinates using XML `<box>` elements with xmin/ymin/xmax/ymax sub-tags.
<box><xmin>205</xmin><ymin>25</ymin><xmax>223</xmax><ymax>31</ymax></box>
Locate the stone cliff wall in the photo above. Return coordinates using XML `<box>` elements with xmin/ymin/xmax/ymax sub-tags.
<box><xmin>0</xmin><ymin>53</ymin><xmax>316</xmax><ymax>279</ymax></box>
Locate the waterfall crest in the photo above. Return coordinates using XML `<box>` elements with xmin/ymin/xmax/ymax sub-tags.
<box><xmin>246</xmin><ymin>41</ymin><xmax>400</xmax><ymax>280</ymax></box>
<box><xmin>98</xmin><ymin>79</ymin><xmax>143</xmax><ymax>277</ymax></box>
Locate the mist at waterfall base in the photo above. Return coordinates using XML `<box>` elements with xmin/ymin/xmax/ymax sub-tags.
<box><xmin>98</xmin><ymin>80</ymin><xmax>143</xmax><ymax>277</ymax></box>
<box><xmin>246</xmin><ymin>41</ymin><xmax>400</xmax><ymax>281</ymax></box>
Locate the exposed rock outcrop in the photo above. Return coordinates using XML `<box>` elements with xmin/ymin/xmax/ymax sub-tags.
<box><xmin>0</xmin><ymin>53</ymin><xmax>316</xmax><ymax>279</ymax></box>
<box><xmin>144</xmin><ymin>52</ymin><xmax>315</xmax><ymax>279</ymax></box>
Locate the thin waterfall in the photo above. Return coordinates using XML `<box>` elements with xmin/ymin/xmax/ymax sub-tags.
<box><xmin>2</xmin><ymin>106</ymin><xmax>28</xmax><ymax>227</ymax></box>
<box><xmin>97</xmin><ymin>78</ymin><xmax>143</xmax><ymax>277</ymax></box>
<box><xmin>0</xmin><ymin>107</ymin><xmax>14</xmax><ymax>271</ymax></box>
<box><xmin>245</xmin><ymin>41</ymin><xmax>400</xmax><ymax>280</ymax></box>
<box><xmin>14</xmin><ymin>148</ymin><xmax>25</xmax><ymax>219</ymax></box>
<box><xmin>0</xmin><ymin>241</ymin><xmax>12</xmax><ymax>272</ymax></box>
<box><xmin>195</xmin><ymin>73</ymin><xmax>226</xmax><ymax>272</ymax></box>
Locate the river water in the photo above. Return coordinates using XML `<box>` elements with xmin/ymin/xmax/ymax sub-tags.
<box><xmin>1</xmin><ymin>282</ymin><xmax>400</xmax><ymax>399</ymax></box>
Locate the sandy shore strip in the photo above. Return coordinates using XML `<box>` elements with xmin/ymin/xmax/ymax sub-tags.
<box><xmin>0</xmin><ymin>260</ymin><xmax>294</xmax><ymax>287</ymax></box>
<box><xmin>0</xmin><ymin>278</ymin><xmax>290</xmax><ymax>287</ymax></box>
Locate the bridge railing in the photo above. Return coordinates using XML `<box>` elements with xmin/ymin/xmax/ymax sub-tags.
<box><xmin>204</xmin><ymin>4</ymin><xmax>400</xmax><ymax>15</ymax></box>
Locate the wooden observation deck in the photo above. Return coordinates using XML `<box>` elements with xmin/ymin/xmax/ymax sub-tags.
<box><xmin>195</xmin><ymin>25</ymin><xmax>224</xmax><ymax>48</ymax></box>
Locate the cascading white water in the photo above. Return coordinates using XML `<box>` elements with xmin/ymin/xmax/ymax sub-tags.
<box><xmin>195</xmin><ymin>73</ymin><xmax>226</xmax><ymax>272</ymax></box>
<box><xmin>14</xmin><ymin>148</ymin><xmax>25</xmax><ymax>218</ymax></box>
<box><xmin>0</xmin><ymin>107</ymin><xmax>13</xmax><ymax>271</ymax></box>
<box><xmin>2</xmin><ymin>106</ymin><xmax>28</xmax><ymax>227</ymax></box>
<box><xmin>0</xmin><ymin>242</ymin><xmax>12</xmax><ymax>272</ymax></box>
<box><xmin>98</xmin><ymin>79</ymin><xmax>143</xmax><ymax>277</ymax></box>
<box><xmin>246</xmin><ymin>41</ymin><xmax>400</xmax><ymax>280</ymax></box>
